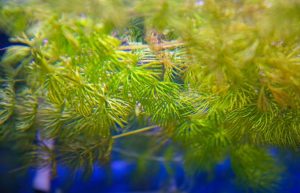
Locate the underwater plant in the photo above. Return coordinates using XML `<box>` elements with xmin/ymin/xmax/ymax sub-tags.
<box><xmin>1</xmin><ymin>0</ymin><xmax>300</xmax><ymax>192</ymax></box>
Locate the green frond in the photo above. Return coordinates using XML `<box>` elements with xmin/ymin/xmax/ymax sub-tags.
<box><xmin>1</xmin><ymin>45</ymin><xmax>30</xmax><ymax>67</ymax></box>
<box><xmin>139</xmin><ymin>81</ymin><xmax>181</xmax><ymax>124</ymax></box>
<box><xmin>173</xmin><ymin>118</ymin><xmax>206</xmax><ymax>144</ymax></box>
<box><xmin>15</xmin><ymin>89</ymin><xmax>38</xmax><ymax>131</ymax></box>
<box><xmin>184</xmin><ymin>129</ymin><xmax>231</xmax><ymax>173</ymax></box>
<box><xmin>44</xmin><ymin>74</ymin><xmax>67</xmax><ymax>105</ymax></box>
<box><xmin>183</xmin><ymin>114</ymin><xmax>231</xmax><ymax>172</ymax></box>
<box><xmin>0</xmin><ymin>84</ymin><xmax>15</xmax><ymax>125</ymax></box>
<box><xmin>38</xmin><ymin>103</ymin><xmax>63</xmax><ymax>137</ymax></box>
<box><xmin>230</xmin><ymin>145</ymin><xmax>282</xmax><ymax>193</ymax></box>
<box><xmin>105</xmin><ymin>97</ymin><xmax>131</xmax><ymax>128</ymax></box>
<box><xmin>58</xmin><ymin>135</ymin><xmax>113</xmax><ymax>174</ymax></box>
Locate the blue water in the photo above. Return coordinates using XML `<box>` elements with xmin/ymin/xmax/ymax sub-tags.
<box><xmin>1</xmin><ymin>149</ymin><xmax>300</xmax><ymax>193</ymax></box>
<box><xmin>0</xmin><ymin>158</ymin><xmax>295</xmax><ymax>192</ymax></box>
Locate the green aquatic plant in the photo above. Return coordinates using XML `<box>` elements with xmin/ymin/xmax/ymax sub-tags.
<box><xmin>1</xmin><ymin>0</ymin><xmax>300</xmax><ymax>192</ymax></box>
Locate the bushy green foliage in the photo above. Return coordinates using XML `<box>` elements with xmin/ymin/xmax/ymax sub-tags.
<box><xmin>1</xmin><ymin>0</ymin><xmax>300</xmax><ymax>192</ymax></box>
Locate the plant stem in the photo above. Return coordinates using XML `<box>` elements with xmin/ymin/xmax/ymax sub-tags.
<box><xmin>0</xmin><ymin>79</ymin><xmax>25</xmax><ymax>82</ymax></box>
<box><xmin>112</xmin><ymin>125</ymin><xmax>158</xmax><ymax>139</ymax></box>
<box><xmin>118</xmin><ymin>42</ymin><xmax>184</xmax><ymax>51</ymax></box>
<box><xmin>112</xmin><ymin>147</ymin><xmax>182</xmax><ymax>163</ymax></box>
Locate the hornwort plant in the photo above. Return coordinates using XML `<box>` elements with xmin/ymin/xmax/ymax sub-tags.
<box><xmin>1</xmin><ymin>0</ymin><xmax>300</xmax><ymax>192</ymax></box>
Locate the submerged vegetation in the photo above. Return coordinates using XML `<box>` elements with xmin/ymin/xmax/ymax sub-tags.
<box><xmin>1</xmin><ymin>0</ymin><xmax>300</xmax><ymax>192</ymax></box>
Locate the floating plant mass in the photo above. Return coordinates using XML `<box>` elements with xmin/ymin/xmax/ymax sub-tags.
<box><xmin>0</xmin><ymin>0</ymin><xmax>300</xmax><ymax>192</ymax></box>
